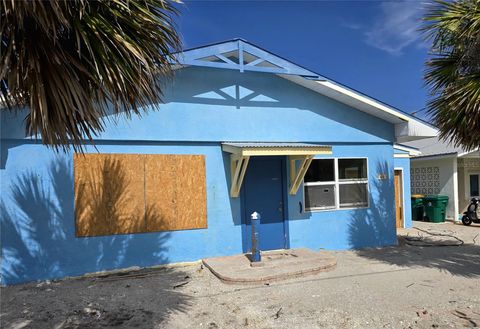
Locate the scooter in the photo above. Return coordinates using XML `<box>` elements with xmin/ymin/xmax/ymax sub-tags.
<box><xmin>461</xmin><ymin>197</ymin><xmax>480</xmax><ymax>226</ymax></box>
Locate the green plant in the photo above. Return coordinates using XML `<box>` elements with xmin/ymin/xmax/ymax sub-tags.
<box><xmin>1</xmin><ymin>0</ymin><xmax>181</xmax><ymax>149</ymax></box>
<box><xmin>423</xmin><ymin>0</ymin><xmax>480</xmax><ymax>151</ymax></box>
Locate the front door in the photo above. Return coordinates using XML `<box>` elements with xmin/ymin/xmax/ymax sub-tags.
<box><xmin>243</xmin><ymin>157</ymin><xmax>286</xmax><ymax>252</ymax></box>
<box><xmin>394</xmin><ymin>170</ymin><xmax>404</xmax><ymax>228</ymax></box>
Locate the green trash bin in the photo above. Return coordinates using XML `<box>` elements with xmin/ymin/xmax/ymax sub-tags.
<box><xmin>411</xmin><ymin>194</ymin><xmax>425</xmax><ymax>221</ymax></box>
<box><xmin>423</xmin><ymin>195</ymin><xmax>449</xmax><ymax>223</ymax></box>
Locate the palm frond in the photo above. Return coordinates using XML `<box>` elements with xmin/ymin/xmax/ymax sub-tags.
<box><xmin>1</xmin><ymin>0</ymin><xmax>181</xmax><ymax>150</ymax></box>
<box><xmin>423</xmin><ymin>0</ymin><xmax>480</xmax><ymax>151</ymax></box>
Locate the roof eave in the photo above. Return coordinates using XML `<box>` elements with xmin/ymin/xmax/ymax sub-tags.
<box><xmin>411</xmin><ymin>152</ymin><xmax>458</xmax><ymax>161</ymax></box>
<box><xmin>459</xmin><ymin>149</ymin><xmax>480</xmax><ymax>158</ymax></box>
<box><xmin>394</xmin><ymin>143</ymin><xmax>422</xmax><ymax>156</ymax></box>
<box><xmin>281</xmin><ymin>75</ymin><xmax>438</xmax><ymax>142</ymax></box>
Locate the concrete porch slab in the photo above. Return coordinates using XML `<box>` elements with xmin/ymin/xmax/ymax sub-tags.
<box><xmin>202</xmin><ymin>248</ymin><xmax>337</xmax><ymax>284</ymax></box>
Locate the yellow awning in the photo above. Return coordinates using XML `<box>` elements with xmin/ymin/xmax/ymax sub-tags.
<box><xmin>222</xmin><ymin>142</ymin><xmax>332</xmax><ymax>156</ymax></box>
<box><xmin>222</xmin><ymin>143</ymin><xmax>333</xmax><ymax>197</ymax></box>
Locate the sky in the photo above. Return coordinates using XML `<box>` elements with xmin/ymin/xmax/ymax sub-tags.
<box><xmin>176</xmin><ymin>0</ymin><xmax>432</xmax><ymax>121</ymax></box>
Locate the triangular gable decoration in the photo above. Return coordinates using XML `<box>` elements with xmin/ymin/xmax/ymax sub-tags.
<box><xmin>174</xmin><ymin>39</ymin><xmax>322</xmax><ymax>78</ymax></box>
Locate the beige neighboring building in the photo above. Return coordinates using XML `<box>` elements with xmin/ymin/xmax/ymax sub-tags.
<box><xmin>405</xmin><ymin>137</ymin><xmax>480</xmax><ymax>220</ymax></box>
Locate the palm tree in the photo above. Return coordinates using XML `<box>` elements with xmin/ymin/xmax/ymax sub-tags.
<box><xmin>423</xmin><ymin>0</ymin><xmax>480</xmax><ymax>151</ymax></box>
<box><xmin>1</xmin><ymin>0</ymin><xmax>181</xmax><ymax>150</ymax></box>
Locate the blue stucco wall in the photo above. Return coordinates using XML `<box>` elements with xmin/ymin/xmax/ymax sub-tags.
<box><xmin>2</xmin><ymin>67</ymin><xmax>394</xmax><ymax>143</ymax></box>
<box><xmin>1</xmin><ymin>67</ymin><xmax>399</xmax><ymax>284</ymax></box>
<box><xmin>394</xmin><ymin>156</ymin><xmax>413</xmax><ymax>228</ymax></box>
<box><xmin>287</xmin><ymin>144</ymin><xmax>397</xmax><ymax>250</ymax></box>
<box><xmin>1</xmin><ymin>141</ymin><xmax>245</xmax><ymax>285</ymax></box>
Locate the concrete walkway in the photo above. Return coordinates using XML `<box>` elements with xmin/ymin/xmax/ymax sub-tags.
<box><xmin>202</xmin><ymin>248</ymin><xmax>337</xmax><ymax>284</ymax></box>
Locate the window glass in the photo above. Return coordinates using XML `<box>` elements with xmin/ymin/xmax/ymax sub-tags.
<box><xmin>339</xmin><ymin>183</ymin><xmax>368</xmax><ymax>208</ymax></box>
<box><xmin>304</xmin><ymin>158</ymin><xmax>369</xmax><ymax>211</ymax></box>
<box><xmin>470</xmin><ymin>174</ymin><xmax>479</xmax><ymax>196</ymax></box>
<box><xmin>304</xmin><ymin>159</ymin><xmax>334</xmax><ymax>182</ymax></box>
<box><xmin>338</xmin><ymin>159</ymin><xmax>367</xmax><ymax>180</ymax></box>
<box><xmin>305</xmin><ymin>184</ymin><xmax>336</xmax><ymax>209</ymax></box>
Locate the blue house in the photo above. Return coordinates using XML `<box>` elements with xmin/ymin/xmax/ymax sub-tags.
<box><xmin>0</xmin><ymin>39</ymin><xmax>436</xmax><ymax>285</ymax></box>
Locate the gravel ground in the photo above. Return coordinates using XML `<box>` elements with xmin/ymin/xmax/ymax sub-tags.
<box><xmin>1</xmin><ymin>221</ymin><xmax>479</xmax><ymax>329</ymax></box>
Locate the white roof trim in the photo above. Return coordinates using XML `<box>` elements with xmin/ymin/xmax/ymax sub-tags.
<box><xmin>411</xmin><ymin>150</ymin><xmax>479</xmax><ymax>160</ymax></box>
<box><xmin>459</xmin><ymin>149</ymin><xmax>480</xmax><ymax>158</ymax></box>
<box><xmin>394</xmin><ymin>144</ymin><xmax>422</xmax><ymax>156</ymax></box>
<box><xmin>411</xmin><ymin>153</ymin><xmax>458</xmax><ymax>161</ymax></box>
<box><xmin>173</xmin><ymin>39</ymin><xmax>320</xmax><ymax>78</ymax></box>
<box><xmin>281</xmin><ymin>75</ymin><xmax>437</xmax><ymax>142</ymax></box>
<box><xmin>316</xmin><ymin>80</ymin><xmax>411</xmax><ymax>122</ymax></box>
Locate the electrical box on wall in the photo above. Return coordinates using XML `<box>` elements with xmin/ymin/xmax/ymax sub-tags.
<box><xmin>377</xmin><ymin>173</ymin><xmax>387</xmax><ymax>180</ymax></box>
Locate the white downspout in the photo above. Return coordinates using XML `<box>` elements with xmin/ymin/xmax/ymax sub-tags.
<box><xmin>453</xmin><ymin>157</ymin><xmax>459</xmax><ymax>222</ymax></box>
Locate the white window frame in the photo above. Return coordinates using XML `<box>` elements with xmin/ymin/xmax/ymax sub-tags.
<box><xmin>304</xmin><ymin>157</ymin><xmax>370</xmax><ymax>212</ymax></box>
<box><xmin>469</xmin><ymin>172</ymin><xmax>480</xmax><ymax>198</ymax></box>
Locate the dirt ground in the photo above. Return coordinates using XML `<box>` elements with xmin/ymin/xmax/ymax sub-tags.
<box><xmin>1</xmin><ymin>221</ymin><xmax>479</xmax><ymax>329</ymax></box>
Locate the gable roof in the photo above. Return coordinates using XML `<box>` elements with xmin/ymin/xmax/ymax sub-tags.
<box><xmin>404</xmin><ymin>137</ymin><xmax>480</xmax><ymax>159</ymax></box>
<box><xmin>173</xmin><ymin>38</ymin><xmax>437</xmax><ymax>142</ymax></box>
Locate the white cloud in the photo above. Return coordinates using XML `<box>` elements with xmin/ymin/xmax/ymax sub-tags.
<box><xmin>364</xmin><ymin>1</ymin><xmax>424</xmax><ymax>55</ymax></box>
<box><xmin>340</xmin><ymin>19</ymin><xmax>362</xmax><ymax>31</ymax></box>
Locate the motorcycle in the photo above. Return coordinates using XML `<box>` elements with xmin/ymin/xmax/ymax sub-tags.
<box><xmin>461</xmin><ymin>197</ymin><xmax>480</xmax><ymax>226</ymax></box>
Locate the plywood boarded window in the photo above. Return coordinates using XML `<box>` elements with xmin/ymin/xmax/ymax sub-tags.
<box><xmin>75</xmin><ymin>154</ymin><xmax>207</xmax><ymax>237</ymax></box>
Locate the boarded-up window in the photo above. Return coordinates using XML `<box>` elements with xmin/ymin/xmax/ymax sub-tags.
<box><xmin>145</xmin><ymin>155</ymin><xmax>207</xmax><ymax>231</ymax></box>
<box><xmin>74</xmin><ymin>153</ymin><xmax>207</xmax><ymax>237</ymax></box>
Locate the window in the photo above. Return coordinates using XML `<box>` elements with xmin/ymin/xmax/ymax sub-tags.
<box><xmin>470</xmin><ymin>174</ymin><xmax>479</xmax><ymax>197</ymax></box>
<box><xmin>338</xmin><ymin>159</ymin><xmax>367</xmax><ymax>180</ymax></box>
<box><xmin>339</xmin><ymin>183</ymin><xmax>368</xmax><ymax>208</ymax></box>
<box><xmin>305</xmin><ymin>159</ymin><xmax>334</xmax><ymax>182</ymax></box>
<box><xmin>74</xmin><ymin>153</ymin><xmax>207</xmax><ymax>237</ymax></box>
<box><xmin>304</xmin><ymin>158</ymin><xmax>369</xmax><ymax>211</ymax></box>
<box><xmin>338</xmin><ymin>159</ymin><xmax>368</xmax><ymax>208</ymax></box>
<box><xmin>304</xmin><ymin>160</ymin><xmax>335</xmax><ymax>210</ymax></box>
